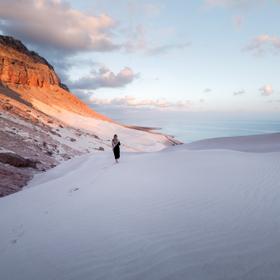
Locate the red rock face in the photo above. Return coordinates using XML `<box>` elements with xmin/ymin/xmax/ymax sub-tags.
<box><xmin>0</xmin><ymin>40</ymin><xmax>61</xmax><ymax>88</ymax></box>
<box><xmin>0</xmin><ymin>35</ymin><xmax>111</xmax><ymax>121</ymax></box>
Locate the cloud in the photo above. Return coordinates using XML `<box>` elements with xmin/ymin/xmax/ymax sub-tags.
<box><xmin>233</xmin><ymin>90</ymin><xmax>245</xmax><ymax>96</ymax></box>
<box><xmin>0</xmin><ymin>1</ymin><xmax>187</xmax><ymax>56</ymax></box>
<box><xmin>0</xmin><ymin>0</ymin><xmax>120</xmax><ymax>53</ymax></box>
<box><xmin>244</xmin><ymin>34</ymin><xmax>280</xmax><ymax>56</ymax></box>
<box><xmin>52</xmin><ymin>57</ymin><xmax>100</xmax><ymax>78</ymax></box>
<box><xmin>204</xmin><ymin>88</ymin><xmax>212</xmax><ymax>93</ymax></box>
<box><xmin>205</xmin><ymin>0</ymin><xmax>264</xmax><ymax>9</ymax></box>
<box><xmin>124</xmin><ymin>24</ymin><xmax>190</xmax><ymax>55</ymax></box>
<box><xmin>127</xmin><ymin>2</ymin><xmax>163</xmax><ymax>17</ymax></box>
<box><xmin>259</xmin><ymin>84</ymin><xmax>273</xmax><ymax>96</ymax></box>
<box><xmin>69</xmin><ymin>66</ymin><xmax>138</xmax><ymax>90</ymax></box>
<box><xmin>146</xmin><ymin>43</ymin><xmax>191</xmax><ymax>55</ymax></box>
<box><xmin>205</xmin><ymin>1</ymin><xmax>264</xmax><ymax>28</ymax></box>
<box><xmin>72</xmin><ymin>89</ymin><xmax>92</xmax><ymax>102</ymax></box>
<box><xmin>89</xmin><ymin>95</ymin><xmax>192</xmax><ymax>110</ymax></box>
<box><xmin>124</xmin><ymin>25</ymin><xmax>147</xmax><ymax>53</ymax></box>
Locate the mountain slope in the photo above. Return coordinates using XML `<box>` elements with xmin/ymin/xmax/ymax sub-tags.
<box><xmin>0</xmin><ymin>35</ymin><xmax>178</xmax><ymax>196</ymax></box>
<box><xmin>0</xmin><ymin>35</ymin><xmax>111</xmax><ymax>120</ymax></box>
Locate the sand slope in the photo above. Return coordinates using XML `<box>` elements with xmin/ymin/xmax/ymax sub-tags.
<box><xmin>185</xmin><ymin>132</ymin><xmax>280</xmax><ymax>153</ymax></box>
<box><xmin>0</xmin><ymin>134</ymin><xmax>280</xmax><ymax>280</ymax></box>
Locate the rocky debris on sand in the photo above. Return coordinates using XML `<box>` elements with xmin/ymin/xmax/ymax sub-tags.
<box><xmin>0</xmin><ymin>163</ymin><xmax>32</xmax><ymax>197</ymax></box>
<box><xmin>0</xmin><ymin>152</ymin><xmax>38</xmax><ymax>168</ymax></box>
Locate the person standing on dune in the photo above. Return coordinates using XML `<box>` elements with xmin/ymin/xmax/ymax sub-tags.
<box><xmin>112</xmin><ymin>134</ymin><xmax>121</xmax><ymax>163</ymax></box>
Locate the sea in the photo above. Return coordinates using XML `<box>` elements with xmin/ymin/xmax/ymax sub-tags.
<box><xmin>93</xmin><ymin>106</ymin><xmax>280</xmax><ymax>143</ymax></box>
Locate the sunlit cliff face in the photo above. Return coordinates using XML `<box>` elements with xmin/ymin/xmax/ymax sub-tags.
<box><xmin>0</xmin><ymin>35</ymin><xmax>112</xmax><ymax>121</ymax></box>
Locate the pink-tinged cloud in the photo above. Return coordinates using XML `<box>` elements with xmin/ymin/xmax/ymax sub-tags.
<box><xmin>0</xmin><ymin>1</ymin><xmax>188</xmax><ymax>56</ymax></box>
<box><xmin>0</xmin><ymin>0</ymin><xmax>120</xmax><ymax>52</ymax></box>
<box><xmin>259</xmin><ymin>85</ymin><xmax>273</xmax><ymax>96</ymax></box>
<box><xmin>244</xmin><ymin>34</ymin><xmax>280</xmax><ymax>55</ymax></box>
<box><xmin>69</xmin><ymin>67</ymin><xmax>138</xmax><ymax>90</ymax></box>
<box><xmin>89</xmin><ymin>96</ymin><xmax>192</xmax><ymax>109</ymax></box>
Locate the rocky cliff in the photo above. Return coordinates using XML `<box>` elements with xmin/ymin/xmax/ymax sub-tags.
<box><xmin>0</xmin><ymin>35</ymin><xmax>61</xmax><ymax>88</ymax></box>
<box><xmin>0</xmin><ymin>35</ymin><xmax>110</xmax><ymax>120</ymax></box>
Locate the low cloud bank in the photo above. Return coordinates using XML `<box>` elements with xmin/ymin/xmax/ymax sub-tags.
<box><xmin>89</xmin><ymin>95</ymin><xmax>192</xmax><ymax>110</ymax></box>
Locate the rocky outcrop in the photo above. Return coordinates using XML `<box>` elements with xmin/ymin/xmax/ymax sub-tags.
<box><xmin>0</xmin><ymin>163</ymin><xmax>32</xmax><ymax>197</ymax></box>
<box><xmin>0</xmin><ymin>35</ymin><xmax>62</xmax><ymax>89</ymax></box>
<box><xmin>0</xmin><ymin>36</ymin><xmax>53</xmax><ymax>67</ymax></box>
<box><xmin>0</xmin><ymin>56</ymin><xmax>60</xmax><ymax>87</ymax></box>
<box><xmin>0</xmin><ymin>153</ymin><xmax>38</xmax><ymax>168</ymax></box>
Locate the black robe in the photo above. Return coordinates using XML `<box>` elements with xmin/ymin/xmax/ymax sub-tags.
<box><xmin>113</xmin><ymin>142</ymin><xmax>120</xmax><ymax>159</ymax></box>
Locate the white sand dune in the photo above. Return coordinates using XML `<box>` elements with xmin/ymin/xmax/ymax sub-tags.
<box><xmin>0</xmin><ymin>133</ymin><xmax>280</xmax><ymax>280</ymax></box>
<box><xmin>185</xmin><ymin>132</ymin><xmax>280</xmax><ymax>153</ymax></box>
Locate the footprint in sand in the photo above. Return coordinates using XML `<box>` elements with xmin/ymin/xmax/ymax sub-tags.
<box><xmin>69</xmin><ymin>187</ymin><xmax>79</xmax><ymax>193</ymax></box>
<box><xmin>10</xmin><ymin>224</ymin><xmax>24</xmax><ymax>245</ymax></box>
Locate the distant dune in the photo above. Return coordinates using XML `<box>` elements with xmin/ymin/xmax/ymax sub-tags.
<box><xmin>185</xmin><ymin>132</ymin><xmax>280</xmax><ymax>153</ymax></box>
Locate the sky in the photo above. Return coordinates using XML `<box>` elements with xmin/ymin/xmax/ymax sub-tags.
<box><xmin>0</xmin><ymin>0</ymin><xmax>280</xmax><ymax>112</ymax></box>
